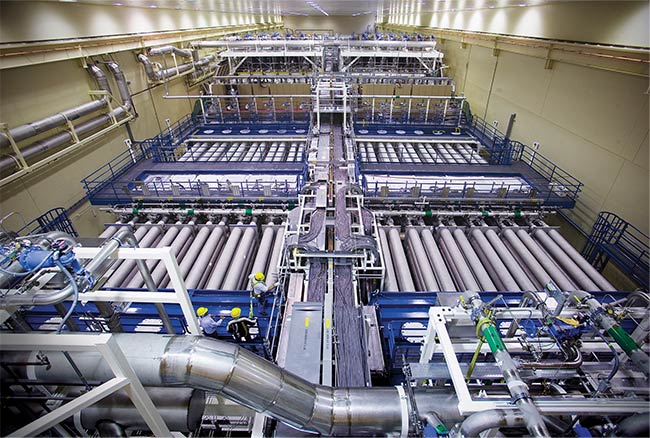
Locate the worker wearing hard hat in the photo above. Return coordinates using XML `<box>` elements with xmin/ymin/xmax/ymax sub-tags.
<box><xmin>196</xmin><ymin>307</ymin><xmax>224</xmax><ymax>338</ymax></box>
<box><xmin>226</xmin><ymin>307</ymin><xmax>257</xmax><ymax>342</ymax></box>
<box><xmin>250</xmin><ymin>272</ymin><xmax>280</xmax><ymax>315</ymax></box>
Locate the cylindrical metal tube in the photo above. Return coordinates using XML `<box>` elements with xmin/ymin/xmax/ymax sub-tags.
<box><xmin>144</xmin><ymin>220</ymin><xmax>196</xmax><ymax>288</ymax></box>
<box><xmin>388</xmin><ymin>228</ymin><xmax>415</xmax><ymax>292</ymax></box>
<box><xmin>185</xmin><ymin>223</ymin><xmax>226</xmax><ymax>290</ymax></box>
<box><xmin>438</xmin><ymin>228</ymin><xmax>479</xmax><ymax>290</ymax></box>
<box><xmin>547</xmin><ymin>229</ymin><xmax>615</xmax><ymax>290</ymax></box>
<box><xmin>205</xmin><ymin>226</ymin><xmax>243</xmax><ymax>290</ymax></box>
<box><xmin>485</xmin><ymin>229</ymin><xmax>536</xmax><ymax>291</ymax></box>
<box><xmin>421</xmin><ymin>228</ymin><xmax>456</xmax><ymax>291</ymax></box>
<box><xmin>502</xmin><ymin>229</ymin><xmax>554</xmax><ymax>290</ymax></box>
<box><xmin>533</xmin><ymin>228</ymin><xmax>600</xmax><ymax>291</ymax></box>
<box><xmin>265</xmin><ymin>226</ymin><xmax>285</xmax><ymax>284</ymax></box>
<box><xmin>406</xmin><ymin>228</ymin><xmax>439</xmax><ymax>291</ymax></box>
<box><xmin>378</xmin><ymin>228</ymin><xmax>399</xmax><ymax>292</ymax></box>
<box><xmin>248</xmin><ymin>225</ymin><xmax>275</xmax><ymax>288</ymax></box>
<box><xmin>124</xmin><ymin>221</ymin><xmax>182</xmax><ymax>289</ymax></box>
<box><xmin>470</xmin><ymin>229</ymin><xmax>520</xmax><ymax>291</ymax></box>
<box><xmin>80</xmin><ymin>387</ymin><xmax>205</xmax><ymax>433</ymax></box>
<box><xmin>221</xmin><ymin>225</ymin><xmax>258</xmax><ymax>290</ymax></box>
<box><xmin>105</xmin><ymin>221</ymin><xmax>161</xmax><ymax>288</ymax></box>
<box><xmin>453</xmin><ymin>228</ymin><xmax>497</xmax><ymax>291</ymax></box>
<box><xmin>164</xmin><ymin>222</ymin><xmax>214</xmax><ymax>288</ymax></box>
<box><xmin>516</xmin><ymin>229</ymin><xmax>576</xmax><ymax>291</ymax></box>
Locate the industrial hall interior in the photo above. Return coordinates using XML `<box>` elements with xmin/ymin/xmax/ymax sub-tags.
<box><xmin>0</xmin><ymin>0</ymin><xmax>648</xmax><ymax>437</ymax></box>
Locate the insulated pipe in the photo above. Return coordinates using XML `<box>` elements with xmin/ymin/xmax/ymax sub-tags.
<box><xmin>515</xmin><ymin>229</ymin><xmax>576</xmax><ymax>291</ymax></box>
<box><xmin>462</xmin><ymin>291</ymin><xmax>550</xmax><ymax>438</ymax></box>
<box><xmin>0</xmin><ymin>64</ymin><xmax>132</xmax><ymax>172</ymax></box>
<box><xmin>470</xmin><ymin>237</ymin><xmax>505</xmax><ymax>291</ymax></box>
<box><xmin>105</xmin><ymin>220</ymin><xmax>162</xmax><ymax>288</ymax></box>
<box><xmin>406</xmin><ymin>228</ymin><xmax>438</xmax><ymax>291</ymax></box>
<box><xmin>470</xmin><ymin>229</ymin><xmax>520</xmax><ymax>291</ymax></box>
<box><xmin>221</xmin><ymin>225</ymin><xmax>258</xmax><ymax>290</ymax></box>
<box><xmin>164</xmin><ymin>222</ymin><xmax>214</xmax><ymax>288</ymax></box>
<box><xmin>265</xmin><ymin>226</ymin><xmax>285</xmax><ymax>284</ymax></box>
<box><xmin>0</xmin><ymin>65</ymin><xmax>109</xmax><ymax>150</ymax></box>
<box><xmin>105</xmin><ymin>61</ymin><xmax>134</xmax><ymax>112</ymax></box>
<box><xmin>205</xmin><ymin>226</ymin><xmax>243</xmax><ymax>290</ymax></box>
<box><xmin>378</xmin><ymin>228</ymin><xmax>399</xmax><ymax>292</ymax></box>
<box><xmin>453</xmin><ymin>229</ymin><xmax>497</xmax><ymax>291</ymax></box>
<box><xmin>569</xmin><ymin>290</ymin><xmax>650</xmax><ymax>377</ymax></box>
<box><xmin>484</xmin><ymin>229</ymin><xmax>536</xmax><ymax>291</ymax></box>
<box><xmin>248</xmin><ymin>225</ymin><xmax>275</xmax><ymax>288</ymax></box>
<box><xmin>0</xmin><ymin>229</ymin><xmax>135</xmax><ymax>308</ymax></box>
<box><xmin>438</xmin><ymin>228</ymin><xmax>479</xmax><ymax>291</ymax></box>
<box><xmin>98</xmin><ymin>219</ymin><xmax>125</xmax><ymax>239</ymax></box>
<box><xmin>532</xmin><ymin>229</ymin><xmax>600</xmax><ymax>291</ymax></box>
<box><xmin>95</xmin><ymin>421</ymin><xmax>126</xmax><ymax>438</ymax></box>
<box><xmin>460</xmin><ymin>409</ymin><xmax>526</xmax><ymax>438</ymax></box>
<box><xmin>54</xmin><ymin>336</ymin><xmax>410</xmax><ymax>435</ymax></box>
<box><xmin>125</xmin><ymin>221</ymin><xmax>182</xmax><ymax>289</ymax></box>
<box><xmin>388</xmin><ymin>228</ymin><xmax>415</xmax><ymax>291</ymax></box>
<box><xmin>185</xmin><ymin>223</ymin><xmax>226</xmax><ymax>290</ymax></box>
<box><xmin>546</xmin><ymin>228</ymin><xmax>615</xmax><ymax>290</ymax></box>
<box><xmin>137</xmin><ymin>54</ymin><xmax>194</xmax><ymax>81</ymax></box>
<box><xmin>421</xmin><ymin>229</ymin><xmax>455</xmax><ymax>291</ymax></box>
<box><xmin>616</xmin><ymin>414</ymin><xmax>650</xmax><ymax>437</ymax></box>
<box><xmin>148</xmin><ymin>46</ymin><xmax>193</xmax><ymax>58</ymax></box>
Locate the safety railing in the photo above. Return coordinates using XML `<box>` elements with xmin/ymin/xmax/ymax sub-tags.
<box><xmin>16</xmin><ymin>207</ymin><xmax>78</xmax><ymax>237</ymax></box>
<box><xmin>81</xmin><ymin>142</ymin><xmax>153</xmax><ymax>203</ymax></box>
<box><xmin>582</xmin><ymin>212</ymin><xmax>649</xmax><ymax>289</ymax></box>
<box><xmin>85</xmin><ymin>174</ymin><xmax>305</xmax><ymax>204</ymax></box>
<box><xmin>361</xmin><ymin>174</ymin><xmax>577</xmax><ymax>207</ymax></box>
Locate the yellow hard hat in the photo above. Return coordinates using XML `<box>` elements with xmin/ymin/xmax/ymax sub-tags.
<box><xmin>197</xmin><ymin>307</ymin><xmax>208</xmax><ymax>317</ymax></box>
<box><xmin>231</xmin><ymin>307</ymin><xmax>242</xmax><ymax>318</ymax></box>
<box><xmin>254</xmin><ymin>272</ymin><xmax>265</xmax><ymax>281</ymax></box>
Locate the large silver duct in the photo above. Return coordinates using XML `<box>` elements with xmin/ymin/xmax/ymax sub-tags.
<box><xmin>79</xmin><ymin>387</ymin><xmax>205</xmax><ymax>433</ymax></box>
<box><xmin>8</xmin><ymin>334</ymin><xmax>408</xmax><ymax>436</ymax></box>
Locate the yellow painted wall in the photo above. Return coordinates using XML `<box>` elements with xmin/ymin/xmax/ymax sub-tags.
<box><xmin>435</xmin><ymin>39</ymin><xmax>649</xmax><ymax>234</ymax></box>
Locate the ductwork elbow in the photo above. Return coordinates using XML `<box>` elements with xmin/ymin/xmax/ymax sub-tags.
<box><xmin>137</xmin><ymin>54</ymin><xmax>162</xmax><ymax>81</ymax></box>
<box><xmin>105</xmin><ymin>61</ymin><xmax>134</xmax><ymax>113</ymax></box>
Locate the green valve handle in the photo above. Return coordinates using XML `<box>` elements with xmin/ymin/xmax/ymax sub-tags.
<box><xmin>245</xmin><ymin>208</ymin><xmax>253</xmax><ymax>216</ymax></box>
<box><xmin>187</xmin><ymin>209</ymin><xmax>194</xmax><ymax>215</ymax></box>
<box><xmin>435</xmin><ymin>424</ymin><xmax>449</xmax><ymax>434</ymax></box>
<box><xmin>132</xmin><ymin>208</ymin><xmax>139</xmax><ymax>214</ymax></box>
<box><xmin>425</xmin><ymin>209</ymin><xmax>432</xmax><ymax>217</ymax></box>
<box><xmin>514</xmin><ymin>210</ymin><xmax>521</xmax><ymax>217</ymax></box>
<box><xmin>482</xmin><ymin>210</ymin><xmax>489</xmax><ymax>217</ymax></box>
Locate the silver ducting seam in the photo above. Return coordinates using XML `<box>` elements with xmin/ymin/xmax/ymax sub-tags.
<box><xmin>8</xmin><ymin>334</ymin><xmax>409</xmax><ymax>436</ymax></box>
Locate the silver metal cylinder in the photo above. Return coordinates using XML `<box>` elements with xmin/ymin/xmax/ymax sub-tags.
<box><xmin>388</xmin><ymin>228</ymin><xmax>415</xmax><ymax>291</ymax></box>
<box><xmin>221</xmin><ymin>225</ymin><xmax>258</xmax><ymax>290</ymax></box>
<box><xmin>205</xmin><ymin>226</ymin><xmax>243</xmax><ymax>290</ymax></box>
<box><xmin>378</xmin><ymin>228</ymin><xmax>399</xmax><ymax>292</ymax></box>
<box><xmin>421</xmin><ymin>228</ymin><xmax>456</xmax><ymax>291</ymax></box>
<box><xmin>406</xmin><ymin>228</ymin><xmax>439</xmax><ymax>291</ymax></box>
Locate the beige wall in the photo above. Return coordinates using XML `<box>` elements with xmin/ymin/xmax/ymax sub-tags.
<box><xmin>0</xmin><ymin>51</ymin><xmax>196</xmax><ymax>236</ymax></box>
<box><xmin>435</xmin><ymin>38</ymin><xmax>649</xmax><ymax>235</ymax></box>
<box><xmin>283</xmin><ymin>15</ymin><xmax>375</xmax><ymax>36</ymax></box>
<box><xmin>389</xmin><ymin>1</ymin><xmax>649</xmax><ymax>47</ymax></box>
<box><xmin>0</xmin><ymin>2</ymin><xmax>275</xmax><ymax>237</ymax></box>
<box><xmin>0</xmin><ymin>1</ymin><xmax>279</xmax><ymax>43</ymax></box>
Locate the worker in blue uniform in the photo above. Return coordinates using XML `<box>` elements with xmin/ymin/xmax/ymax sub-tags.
<box><xmin>196</xmin><ymin>307</ymin><xmax>224</xmax><ymax>338</ymax></box>
<box><xmin>227</xmin><ymin>307</ymin><xmax>257</xmax><ymax>342</ymax></box>
<box><xmin>250</xmin><ymin>272</ymin><xmax>279</xmax><ymax>315</ymax></box>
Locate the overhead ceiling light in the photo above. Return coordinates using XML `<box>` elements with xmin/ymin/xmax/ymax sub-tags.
<box><xmin>149</xmin><ymin>4</ymin><xmax>158</xmax><ymax>8</ymax></box>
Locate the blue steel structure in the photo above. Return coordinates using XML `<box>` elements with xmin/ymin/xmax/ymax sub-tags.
<box><xmin>15</xmin><ymin>207</ymin><xmax>78</xmax><ymax>237</ymax></box>
<box><xmin>82</xmin><ymin>115</ymin><xmax>310</xmax><ymax>205</ymax></box>
<box><xmin>355</xmin><ymin>117</ymin><xmax>582</xmax><ymax>208</ymax></box>
<box><xmin>582</xmin><ymin>211</ymin><xmax>649</xmax><ymax>289</ymax></box>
